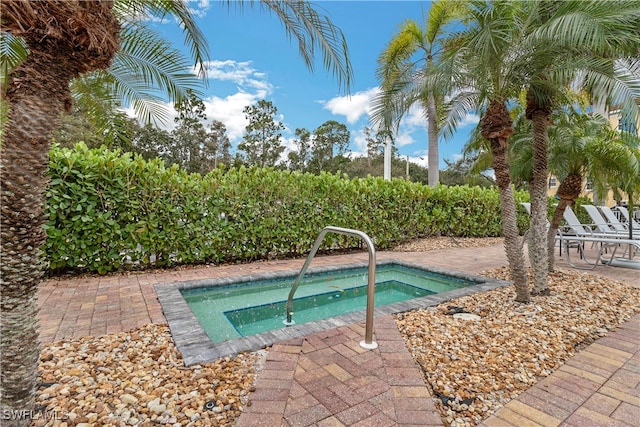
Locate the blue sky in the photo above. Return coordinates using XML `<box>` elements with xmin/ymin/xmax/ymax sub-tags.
<box><xmin>150</xmin><ymin>0</ymin><xmax>479</xmax><ymax>169</ymax></box>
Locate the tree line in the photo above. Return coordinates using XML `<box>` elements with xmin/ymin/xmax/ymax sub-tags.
<box><xmin>54</xmin><ymin>90</ymin><xmax>491</xmax><ymax>186</ymax></box>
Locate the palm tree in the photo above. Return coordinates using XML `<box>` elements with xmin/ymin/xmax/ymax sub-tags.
<box><xmin>1</xmin><ymin>3</ymin><xmax>121</xmax><ymax>421</ymax></box>
<box><xmin>372</xmin><ymin>0</ymin><xmax>463</xmax><ymax>187</ymax></box>
<box><xmin>449</xmin><ymin>0</ymin><xmax>532</xmax><ymax>302</ymax></box>
<box><xmin>0</xmin><ymin>0</ymin><xmax>352</xmax><ymax>421</ymax></box>
<box><xmin>522</xmin><ymin>0</ymin><xmax>640</xmax><ymax>294</ymax></box>
<box><xmin>450</xmin><ymin>0</ymin><xmax>640</xmax><ymax>299</ymax></box>
<box><xmin>510</xmin><ymin>109</ymin><xmax>638</xmax><ymax>271</ymax></box>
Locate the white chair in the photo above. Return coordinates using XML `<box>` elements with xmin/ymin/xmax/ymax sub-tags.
<box><xmin>599</xmin><ymin>206</ymin><xmax>640</xmax><ymax>236</ymax></box>
<box><xmin>558</xmin><ymin>206</ymin><xmax>639</xmax><ymax>269</ymax></box>
<box><xmin>599</xmin><ymin>206</ymin><xmax>631</xmax><ymax>232</ymax></box>
<box><xmin>613</xmin><ymin>206</ymin><xmax>640</xmax><ymax>231</ymax></box>
<box><xmin>581</xmin><ymin>205</ymin><xmax>638</xmax><ymax>238</ymax></box>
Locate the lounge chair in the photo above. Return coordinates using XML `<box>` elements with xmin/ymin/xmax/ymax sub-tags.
<box><xmin>599</xmin><ymin>206</ymin><xmax>640</xmax><ymax>235</ymax></box>
<box><xmin>613</xmin><ymin>206</ymin><xmax>640</xmax><ymax>231</ymax></box>
<box><xmin>556</xmin><ymin>233</ymin><xmax>640</xmax><ymax>269</ymax></box>
<box><xmin>581</xmin><ymin>205</ymin><xmax>638</xmax><ymax>238</ymax></box>
<box><xmin>557</xmin><ymin>205</ymin><xmax>639</xmax><ymax>269</ymax></box>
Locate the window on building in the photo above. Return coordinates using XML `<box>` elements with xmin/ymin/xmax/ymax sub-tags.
<box><xmin>585</xmin><ymin>178</ymin><xmax>593</xmax><ymax>191</ymax></box>
<box><xmin>548</xmin><ymin>177</ymin><xmax>557</xmax><ymax>188</ymax></box>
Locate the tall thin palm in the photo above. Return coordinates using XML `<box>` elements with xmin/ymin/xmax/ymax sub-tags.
<box><xmin>0</xmin><ymin>0</ymin><xmax>352</xmax><ymax>422</ymax></box>
<box><xmin>450</xmin><ymin>0</ymin><xmax>533</xmax><ymax>302</ymax></box>
<box><xmin>372</xmin><ymin>0</ymin><xmax>463</xmax><ymax>187</ymax></box>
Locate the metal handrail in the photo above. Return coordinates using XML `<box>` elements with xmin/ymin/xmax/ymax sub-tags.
<box><xmin>283</xmin><ymin>226</ymin><xmax>378</xmax><ymax>349</ymax></box>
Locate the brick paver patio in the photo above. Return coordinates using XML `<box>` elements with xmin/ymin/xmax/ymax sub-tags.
<box><xmin>37</xmin><ymin>243</ymin><xmax>639</xmax><ymax>426</ymax></box>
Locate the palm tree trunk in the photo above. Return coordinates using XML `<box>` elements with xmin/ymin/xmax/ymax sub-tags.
<box><xmin>547</xmin><ymin>173</ymin><xmax>583</xmax><ymax>272</ymax></box>
<box><xmin>427</xmin><ymin>94</ymin><xmax>439</xmax><ymax>187</ymax></box>
<box><xmin>481</xmin><ymin>101</ymin><xmax>529</xmax><ymax>303</ymax></box>
<box><xmin>1</xmin><ymin>49</ymin><xmax>72</xmax><ymax>424</ymax></box>
<box><xmin>547</xmin><ymin>198</ymin><xmax>570</xmax><ymax>272</ymax></box>
<box><xmin>1</xmin><ymin>3</ymin><xmax>120</xmax><ymax>422</ymax></box>
<box><xmin>528</xmin><ymin>106</ymin><xmax>550</xmax><ymax>295</ymax></box>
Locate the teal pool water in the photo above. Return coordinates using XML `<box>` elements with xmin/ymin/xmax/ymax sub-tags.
<box><xmin>226</xmin><ymin>280</ymin><xmax>433</xmax><ymax>336</ymax></box>
<box><xmin>182</xmin><ymin>263</ymin><xmax>476</xmax><ymax>343</ymax></box>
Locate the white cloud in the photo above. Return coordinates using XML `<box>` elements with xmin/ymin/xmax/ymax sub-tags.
<box><xmin>198</xmin><ymin>60</ymin><xmax>275</xmax><ymax>141</ymax></box>
<box><xmin>458</xmin><ymin>113</ymin><xmax>480</xmax><ymax>128</ymax></box>
<box><xmin>197</xmin><ymin>60</ymin><xmax>274</xmax><ymax>97</ymax></box>
<box><xmin>320</xmin><ymin>88</ymin><xmax>380</xmax><ymax>124</ymax></box>
<box><xmin>203</xmin><ymin>91</ymin><xmax>258</xmax><ymax>140</ymax></box>
<box><xmin>394</xmin><ymin>131</ymin><xmax>415</xmax><ymax>148</ymax></box>
<box><xmin>186</xmin><ymin>0</ymin><xmax>211</xmax><ymax>18</ymax></box>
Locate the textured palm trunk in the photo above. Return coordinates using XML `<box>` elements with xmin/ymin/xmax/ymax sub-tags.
<box><xmin>426</xmin><ymin>95</ymin><xmax>439</xmax><ymax>187</ymax></box>
<box><xmin>547</xmin><ymin>174</ymin><xmax>583</xmax><ymax>272</ymax></box>
<box><xmin>481</xmin><ymin>101</ymin><xmax>529</xmax><ymax>303</ymax></box>
<box><xmin>1</xmin><ymin>2</ymin><xmax>119</xmax><ymax>423</ymax></box>
<box><xmin>527</xmin><ymin>102</ymin><xmax>551</xmax><ymax>295</ymax></box>
<box><xmin>1</xmin><ymin>49</ymin><xmax>72</xmax><ymax>425</ymax></box>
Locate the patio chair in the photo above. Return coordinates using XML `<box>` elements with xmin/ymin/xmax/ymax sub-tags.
<box><xmin>557</xmin><ymin>205</ymin><xmax>639</xmax><ymax>269</ymax></box>
<box><xmin>556</xmin><ymin>232</ymin><xmax>640</xmax><ymax>269</ymax></box>
<box><xmin>581</xmin><ymin>205</ymin><xmax>638</xmax><ymax>238</ymax></box>
<box><xmin>613</xmin><ymin>206</ymin><xmax>640</xmax><ymax>231</ymax></box>
<box><xmin>599</xmin><ymin>206</ymin><xmax>640</xmax><ymax>235</ymax></box>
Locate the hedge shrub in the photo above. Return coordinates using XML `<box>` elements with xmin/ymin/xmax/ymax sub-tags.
<box><xmin>44</xmin><ymin>144</ymin><xmax>530</xmax><ymax>274</ymax></box>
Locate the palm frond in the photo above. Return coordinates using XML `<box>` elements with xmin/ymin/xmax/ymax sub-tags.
<box><xmin>243</xmin><ymin>0</ymin><xmax>352</xmax><ymax>93</ymax></box>
<box><xmin>376</xmin><ymin>20</ymin><xmax>423</xmax><ymax>85</ymax></box>
<box><xmin>425</xmin><ymin>0</ymin><xmax>467</xmax><ymax>45</ymax></box>
<box><xmin>0</xmin><ymin>31</ymin><xmax>29</xmax><ymax>89</ymax></box>
<box><xmin>114</xmin><ymin>0</ymin><xmax>210</xmax><ymax>77</ymax></box>
<box><xmin>537</xmin><ymin>0</ymin><xmax>640</xmax><ymax>55</ymax></box>
<box><xmin>69</xmin><ymin>74</ymin><xmax>135</xmax><ymax>145</ymax></box>
<box><xmin>104</xmin><ymin>24</ymin><xmax>204</xmax><ymax>124</ymax></box>
<box><xmin>225</xmin><ymin>0</ymin><xmax>353</xmax><ymax>93</ymax></box>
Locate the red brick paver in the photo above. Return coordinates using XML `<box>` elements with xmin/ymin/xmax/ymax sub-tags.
<box><xmin>236</xmin><ymin>316</ymin><xmax>443</xmax><ymax>426</ymax></box>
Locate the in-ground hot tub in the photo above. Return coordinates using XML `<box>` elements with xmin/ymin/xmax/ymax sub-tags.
<box><xmin>156</xmin><ymin>259</ymin><xmax>508</xmax><ymax>365</ymax></box>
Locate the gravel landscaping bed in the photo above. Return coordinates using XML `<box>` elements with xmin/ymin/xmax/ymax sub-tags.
<box><xmin>35</xmin><ymin>325</ymin><xmax>263</xmax><ymax>426</ymax></box>
<box><xmin>33</xmin><ymin>237</ymin><xmax>639</xmax><ymax>426</ymax></box>
<box><xmin>397</xmin><ymin>266</ymin><xmax>640</xmax><ymax>426</ymax></box>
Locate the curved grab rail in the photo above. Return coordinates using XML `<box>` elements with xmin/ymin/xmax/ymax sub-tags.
<box><xmin>283</xmin><ymin>226</ymin><xmax>377</xmax><ymax>349</ymax></box>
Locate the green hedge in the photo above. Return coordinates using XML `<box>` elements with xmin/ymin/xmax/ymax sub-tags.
<box><xmin>44</xmin><ymin>144</ymin><xmax>529</xmax><ymax>274</ymax></box>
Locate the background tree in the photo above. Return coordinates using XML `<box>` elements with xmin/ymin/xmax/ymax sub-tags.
<box><xmin>53</xmin><ymin>110</ymin><xmax>109</xmax><ymax>149</ymax></box>
<box><xmin>363</xmin><ymin>126</ymin><xmax>380</xmax><ymax>167</ymax></box>
<box><xmin>172</xmin><ymin>89</ymin><xmax>208</xmax><ymax>173</ymax></box>
<box><xmin>130</xmin><ymin>121</ymin><xmax>175</xmax><ymax>163</ymax></box>
<box><xmin>440</xmin><ymin>155</ymin><xmax>495</xmax><ymax>187</ymax></box>
<box><xmin>288</xmin><ymin>127</ymin><xmax>312</xmax><ymax>171</ymax></box>
<box><xmin>308</xmin><ymin>120</ymin><xmax>350</xmax><ymax>173</ymax></box>
<box><xmin>238</xmin><ymin>99</ymin><xmax>285</xmax><ymax>167</ymax></box>
<box><xmin>205</xmin><ymin>120</ymin><xmax>232</xmax><ymax>170</ymax></box>
<box><xmin>373</xmin><ymin>0</ymin><xmax>464</xmax><ymax>187</ymax></box>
